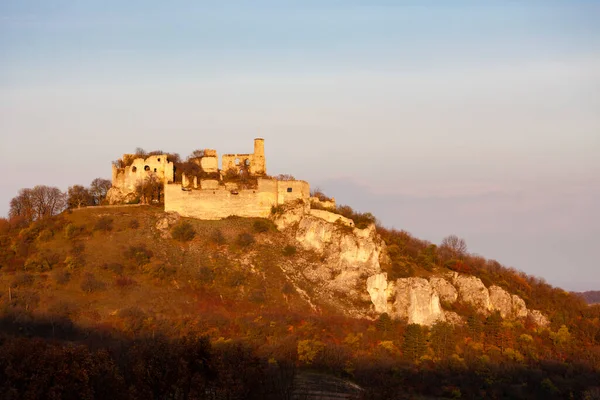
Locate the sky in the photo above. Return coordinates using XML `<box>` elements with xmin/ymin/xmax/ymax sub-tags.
<box><xmin>1</xmin><ymin>1</ymin><xmax>599</xmax><ymax>290</ymax></box>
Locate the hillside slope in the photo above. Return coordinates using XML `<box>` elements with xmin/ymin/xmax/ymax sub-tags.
<box><xmin>1</xmin><ymin>205</ymin><xmax>599</xmax><ymax>399</ymax></box>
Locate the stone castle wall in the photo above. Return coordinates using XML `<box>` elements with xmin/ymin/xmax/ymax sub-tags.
<box><xmin>112</xmin><ymin>155</ymin><xmax>174</xmax><ymax>193</ymax></box>
<box><xmin>165</xmin><ymin>178</ymin><xmax>310</xmax><ymax>220</ymax></box>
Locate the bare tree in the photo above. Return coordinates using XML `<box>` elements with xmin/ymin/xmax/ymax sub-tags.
<box><xmin>89</xmin><ymin>178</ymin><xmax>111</xmax><ymax>205</ymax></box>
<box><xmin>67</xmin><ymin>185</ymin><xmax>93</xmax><ymax>209</ymax></box>
<box><xmin>440</xmin><ymin>234</ymin><xmax>468</xmax><ymax>259</ymax></box>
<box><xmin>9</xmin><ymin>188</ymin><xmax>34</xmax><ymax>222</ymax></box>
<box><xmin>135</xmin><ymin>175</ymin><xmax>163</xmax><ymax>204</ymax></box>
<box><xmin>10</xmin><ymin>185</ymin><xmax>66</xmax><ymax>222</ymax></box>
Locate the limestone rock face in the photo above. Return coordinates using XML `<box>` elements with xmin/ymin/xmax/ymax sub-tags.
<box><xmin>275</xmin><ymin>210</ymin><xmax>387</xmax><ymax>316</ymax></box>
<box><xmin>106</xmin><ymin>187</ymin><xmax>137</xmax><ymax>205</ymax></box>
<box><xmin>155</xmin><ymin>212</ymin><xmax>181</xmax><ymax>239</ymax></box>
<box><xmin>366</xmin><ymin>273</ymin><xmax>389</xmax><ymax>314</ymax></box>
<box><xmin>430</xmin><ymin>277</ymin><xmax>458</xmax><ymax>303</ymax></box>
<box><xmin>449</xmin><ymin>272</ymin><xmax>491</xmax><ymax>311</ymax></box>
<box><xmin>392</xmin><ymin>278</ymin><xmax>445</xmax><ymax>325</ymax></box>
<box><xmin>512</xmin><ymin>295</ymin><xmax>528</xmax><ymax>318</ymax></box>
<box><xmin>527</xmin><ymin>309</ymin><xmax>550</xmax><ymax>326</ymax></box>
<box><xmin>364</xmin><ymin>271</ymin><xmax>548</xmax><ymax>327</ymax></box>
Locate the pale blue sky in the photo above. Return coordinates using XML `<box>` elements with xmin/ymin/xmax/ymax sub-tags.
<box><xmin>1</xmin><ymin>1</ymin><xmax>599</xmax><ymax>290</ymax></box>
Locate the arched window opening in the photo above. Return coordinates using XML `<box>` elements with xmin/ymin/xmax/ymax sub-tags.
<box><xmin>157</xmin><ymin>158</ymin><xmax>161</xmax><ymax>162</ymax></box>
<box><xmin>154</xmin><ymin>168</ymin><xmax>157</xmax><ymax>172</ymax></box>
<box><xmin>245</xmin><ymin>159</ymin><xmax>250</xmax><ymax>166</ymax></box>
<box><xmin>144</xmin><ymin>165</ymin><xmax>150</xmax><ymax>171</ymax></box>
<box><xmin>234</xmin><ymin>158</ymin><xmax>240</xmax><ymax>166</ymax></box>
<box><xmin>287</xmin><ymin>187</ymin><xmax>293</xmax><ymax>193</ymax></box>
<box><xmin>131</xmin><ymin>166</ymin><xmax>137</xmax><ymax>173</ymax></box>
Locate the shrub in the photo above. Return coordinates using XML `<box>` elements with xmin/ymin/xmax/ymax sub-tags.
<box><xmin>171</xmin><ymin>221</ymin><xmax>196</xmax><ymax>242</ymax></box>
<box><xmin>64</xmin><ymin>223</ymin><xmax>86</xmax><ymax>239</ymax></box>
<box><xmin>227</xmin><ymin>270</ymin><xmax>246</xmax><ymax>287</ymax></box>
<box><xmin>124</xmin><ymin>244</ymin><xmax>153</xmax><ymax>266</ymax></box>
<box><xmin>197</xmin><ymin>266</ymin><xmax>215</xmax><ymax>284</ymax></box>
<box><xmin>80</xmin><ymin>273</ymin><xmax>106</xmax><ymax>293</ymax></box>
<box><xmin>236</xmin><ymin>232</ymin><xmax>255</xmax><ymax>247</ymax></box>
<box><xmin>94</xmin><ymin>216</ymin><xmax>113</xmax><ymax>232</ymax></box>
<box><xmin>270</xmin><ymin>205</ymin><xmax>284</xmax><ymax>215</ymax></box>
<box><xmin>282</xmin><ymin>245</ymin><xmax>297</xmax><ymax>257</ymax></box>
<box><xmin>53</xmin><ymin>268</ymin><xmax>71</xmax><ymax>285</ymax></box>
<box><xmin>142</xmin><ymin>262</ymin><xmax>175</xmax><ymax>280</ymax></box>
<box><xmin>252</xmin><ymin>219</ymin><xmax>271</xmax><ymax>233</ymax></box>
<box><xmin>37</xmin><ymin>229</ymin><xmax>53</xmax><ymax>242</ymax></box>
<box><xmin>211</xmin><ymin>229</ymin><xmax>226</xmax><ymax>245</ymax></box>
<box><xmin>282</xmin><ymin>282</ymin><xmax>295</xmax><ymax>294</ymax></box>
<box><xmin>115</xmin><ymin>276</ymin><xmax>137</xmax><ymax>288</ymax></box>
<box><xmin>103</xmin><ymin>262</ymin><xmax>124</xmax><ymax>275</ymax></box>
<box><xmin>129</xmin><ymin>219</ymin><xmax>140</xmax><ymax>229</ymax></box>
<box><xmin>12</xmin><ymin>272</ymin><xmax>34</xmax><ymax>288</ymax></box>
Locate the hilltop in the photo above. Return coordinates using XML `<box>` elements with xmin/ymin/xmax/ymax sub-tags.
<box><xmin>1</xmin><ymin>140</ymin><xmax>600</xmax><ymax>398</ymax></box>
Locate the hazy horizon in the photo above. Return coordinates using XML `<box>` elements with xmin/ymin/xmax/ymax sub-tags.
<box><xmin>1</xmin><ymin>1</ymin><xmax>599</xmax><ymax>291</ymax></box>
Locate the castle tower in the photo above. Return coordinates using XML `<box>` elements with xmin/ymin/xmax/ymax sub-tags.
<box><xmin>252</xmin><ymin>138</ymin><xmax>266</xmax><ymax>175</ymax></box>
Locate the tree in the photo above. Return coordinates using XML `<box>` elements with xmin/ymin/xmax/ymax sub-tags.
<box><xmin>402</xmin><ymin>324</ymin><xmax>427</xmax><ymax>362</ymax></box>
<box><xmin>430</xmin><ymin>322</ymin><xmax>456</xmax><ymax>360</ymax></box>
<box><xmin>67</xmin><ymin>185</ymin><xmax>93</xmax><ymax>209</ymax></box>
<box><xmin>89</xmin><ymin>178</ymin><xmax>111</xmax><ymax>205</ymax></box>
<box><xmin>440</xmin><ymin>235</ymin><xmax>467</xmax><ymax>259</ymax></box>
<box><xmin>135</xmin><ymin>175</ymin><xmax>162</xmax><ymax>204</ymax></box>
<box><xmin>9</xmin><ymin>188</ymin><xmax>34</xmax><ymax>222</ymax></box>
<box><xmin>9</xmin><ymin>186</ymin><xmax>66</xmax><ymax>222</ymax></box>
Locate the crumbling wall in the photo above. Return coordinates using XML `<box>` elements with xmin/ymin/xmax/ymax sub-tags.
<box><xmin>164</xmin><ymin>179</ymin><xmax>279</xmax><ymax>219</ymax></box>
<box><xmin>277</xmin><ymin>180</ymin><xmax>310</xmax><ymax>204</ymax></box>
<box><xmin>165</xmin><ymin>178</ymin><xmax>310</xmax><ymax>220</ymax></box>
<box><xmin>221</xmin><ymin>138</ymin><xmax>266</xmax><ymax>176</ymax></box>
<box><xmin>111</xmin><ymin>155</ymin><xmax>174</xmax><ymax>194</ymax></box>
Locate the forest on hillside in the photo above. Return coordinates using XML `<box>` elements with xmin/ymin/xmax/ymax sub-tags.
<box><xmin>1</xmin><ymin>180</ymin><xmax>600</xmax><ymax>399</ymax></box>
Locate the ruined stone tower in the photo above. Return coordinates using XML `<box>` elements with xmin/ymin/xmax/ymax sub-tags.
<box><xmin>252</xmin><ymin>138</ymin><xmax>266</xmax><ymax>175</ymax></box>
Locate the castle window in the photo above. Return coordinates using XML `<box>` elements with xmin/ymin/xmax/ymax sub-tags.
<box><xmin>131</xmin><ymin>166</ymin><xmax>137</xmax><ymax>173</ymax></box>
<box><xmin>235</xmin><ymin>158</ymin><xmax>240</xmax><ymax>165</ymax></box>
<box><xmin>157</xmin><ymin>158</ymin><xmax>161</xmax><ymax>162</ymax></box>
<box><xmin>154</xmin><ymin>168</ymin><xmax>157</xmax><ymax>172</ymax></box>
<box><xmin>287</xmin><ymin>187</ymin><xmax>293</xmax><ymax>193</ymax></box>
<box><xmin>245</xmin><ymin>159</ymin><xmax>250</xmax><ymax>166</ymax></box>
<box><xmin>144</xmin><ymin>165</ymin><xmax>150</xmax><ymax>171</ymax></box>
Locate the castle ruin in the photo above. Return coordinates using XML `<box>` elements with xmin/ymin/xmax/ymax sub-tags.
<box><xmin>108</xmin><ymin>138</ymin><xmax>327</xmax><ymax>221</ymax></box>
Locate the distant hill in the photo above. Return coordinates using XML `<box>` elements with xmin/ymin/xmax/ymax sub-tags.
<box><xmin>574</xmin><ymin>291</ymin><xmax>600</xmax><ymax>304</ymax></box>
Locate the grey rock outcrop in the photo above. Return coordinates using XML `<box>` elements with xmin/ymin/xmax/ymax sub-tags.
<box><xmin>449</xmin><ymin>272</ymin><xmax>491</xmax><ymax>311</ymax></box>
<box><xmin>392</xmin><ymin>278</ymin><xmax>445</xmax><ymax>325</ymax></box>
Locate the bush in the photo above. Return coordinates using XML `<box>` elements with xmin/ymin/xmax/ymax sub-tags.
<box><xmin>103</xmin><ymin>262</ymin><xmax>124</xmax><ymax>275</ymax></box>
<box><xmin>236</xmin><ymin>232</ymin><xmax>255</xmax><ymax>247</ymax></box>
<box><xmin>12</xmin><ymin>272</ymin><xmax>34</xmax><ymax>288</ymax></box>
<box><xmin>80</xmin><ymin>273</ymin><xmax>106</xmax><ymax>293</ymax></box>
<box><xmin>197</xmin><ymin>266</ymin><xmax>215</xmax><ymax>284</ymax></box>
<box><xmin>142</xmin><ymin>262</ymin><xmax>175</xmax><ymax>280</ymax></box>
<box><xmin>53</xmin><ymin>268</ymin><xmax>71</xmax><ymax>285</ymax></box>
<box><xmin>171</xmin><ymin>221</ymin><xmax>196</xmax><ymax>242</ymax></box>
<box><xmin>282</xmin><ymin>245</ymin><xmax>297</xmax><ymax>257</ymax></box>
<box><xmin>94</xmin><ymin>216</ymin><xmax>113</xmax><ymax>232</ymax></box>
<box><xmin>211</xmin><ymin>229</ymin><xmax>226</xmax><ymax>245</ymax></box>
<box><xmin>64</xmin><ymin>223</ymin><xmax>86</xmax><ymax>239</ymax></box>
<box><xmin>252</xmin><ymin>219</ymin><xmax>271</xmax><ymax>233</ymax></box>
<box><xmin>124</xmin><ymin>245</ymin><xmax>153</xmax><ymax>267</ymax></box>
<box><xmin>115</xmin><ymin>276</ymin><xmax>137</xmax><ymax>288</ymax></box>
<box><xmin>129</xmin><ymin>219</ymin><xmax>140</xmax><ymax>229</ymax></box>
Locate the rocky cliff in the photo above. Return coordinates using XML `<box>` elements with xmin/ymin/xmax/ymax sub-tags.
<box><xmin>274</xmin><ymin>204</ymin><xmax>549</xmax><ymax>326</ymax></box>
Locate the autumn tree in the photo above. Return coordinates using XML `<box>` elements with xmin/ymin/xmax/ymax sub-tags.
<box><xmin>402</xmin><ymin>324</ymin><xmax>428</xmax><ymax>362</ymax></box>
<box><xmin>89</xmin><ymin>178</ymin><xmax>111</xmax><ymax>205</ymax></box>
<box><xmin>440</xmin><ymin>234</ymin><xmax>467</xmax><ymax>260</ymax></box>
<box><xmin>9</xmin><ymin>185</ymin><xmax>66</xmax><ymax>222</ymax></box>
<box><xmin>135</xmin><ymin>175</ymin><xmax>162</xmax><ymax>204</ymax></box>
<box><xmin>67</xmin><ymin>185</ymin><xmax>93</xmax><ymax>209</ymax></box>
